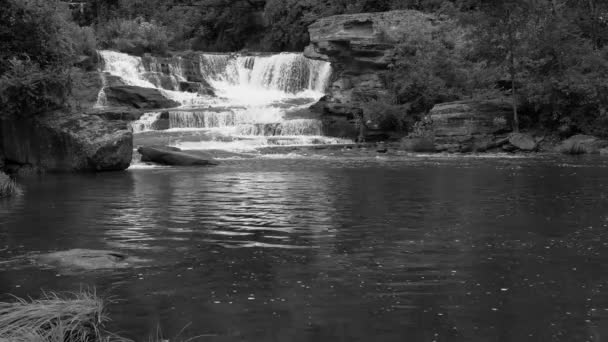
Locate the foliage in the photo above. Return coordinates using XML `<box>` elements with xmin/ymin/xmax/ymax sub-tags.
<box><xmin>0</xmin><ymin>58</ymin><xmax>71</xmax><ymax>118</ymax></box>
<box><xmin>66</xmin><ymin>25</ymin><xmax>98</xmax><ymax>57</ymax></box>
<box><xmin>0</xmin><ymin>0</ymin><xmax>95</xmax><ymax>118</ymax></box>
<box><xmin>97</xmin><ymin>17</ymin><xmax>169</xmax><ymax>55</ymax></box>
<box><xmin>410</xmin><ymin>116</ymin><xmax>436</xmax><ymax>139</ymax></box>
<box><xmin>0</xmin><ymin>0</ymin><xmax>74</xmax><ymax>73</ymax></box>
<box><xmin>387</xmin><ymin>15</ymin><xmax>492</xmax><ymax>116</ymax></box>
<box><xmin>362</xmin><ymin>100</ymin><xmax>412</xmax><ymax>132</ymax></box>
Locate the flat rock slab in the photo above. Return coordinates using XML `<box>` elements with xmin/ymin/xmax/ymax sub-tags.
<box><xmin>138</xmin><ymin>146</ymin><xmax>218</xmax><ymax>166</ymax></box>
<box><xmin>36</xmin><ymin>249</ymin><xmax>147</xmax><ymax>270</ymax></box>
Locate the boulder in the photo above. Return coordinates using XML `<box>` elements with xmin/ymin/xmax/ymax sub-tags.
<box><xmin>138</xmin><ymin>146</ymin><xmax>218</xmax><ymax>166</ymax></box>
<box><xmin>557</xmin><ymin>135</ymin><xmax>608</xmax><ymax>154</ymax></box>
<box><xmin>104</xmin><ymin>86</ymin><xmax>180</xmax><ymax>109</ymax></box>
<box><xmin>429</xmin><ymin>99</ymin><xmax>512</xmax><ymax>138</ymax></box>
<box><xmin>0</xmin><ymin>112</ymin><xmax>132</xmax><ymax>172</ymax></box>
<box><xmin>36</xmin><ymin>249</ymin><xmax>147</xmax><ymax>270</ymax></box>
<box><xmin>508</xmin><ymin>132</ymin><xmax>537</xmax><ymax>151</ymax></box>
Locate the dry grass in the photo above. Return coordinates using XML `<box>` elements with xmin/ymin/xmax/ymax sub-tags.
<box><xmin>0</xmin><ymin>290</ymin><xmax>205</xmax><ymax>342</ymax></box>
<box><xmin>0</xmin><ymin>290</ymin><xmax>117</xmax><ymax>342</ymax></box>
<box><xmin>0</xmin><ymin>172</ymin><xmax>21</xmax><ymax>198</ymax></box>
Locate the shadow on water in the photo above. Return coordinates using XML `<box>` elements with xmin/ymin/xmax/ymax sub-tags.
<box><xmin>1</xmin><ymin>156</ymin><xmax>608</xmax><ymax>341</ymax></box>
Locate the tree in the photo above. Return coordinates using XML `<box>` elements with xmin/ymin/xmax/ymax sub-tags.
<box><xmin>467</xmin><ymin>0</ymin><xmax>535</xmax><ymax>132</ymax></box>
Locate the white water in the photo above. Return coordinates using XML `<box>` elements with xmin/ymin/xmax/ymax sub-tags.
<box><xmin>94</xmin><ymin>72</ymin><xmax>108</xmax><ymax>108</ymax></box>
<box><xmin>132</xmin><ymin>112</ymin><xmax>163</xmax><ymax>133</ymax></box>
<box><xmin>98</xmin><ymin>50</ymin><xmax>343</xmax><ymax>151</ymax></box>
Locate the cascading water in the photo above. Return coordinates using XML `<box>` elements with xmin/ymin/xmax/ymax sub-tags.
<box><xmin>132</xmin><ymin>112</ymin><xmax>163</xmax><ymax>133</ymax></box>
<box><xmin>94</xmin><ymin>72</ymin><xmax>108</xmax><ymax>108</ymax></box>
<box><xmin>100</xmin><ymin>50</ymin><xmax>347</xmax><ymax>152</ymax></box>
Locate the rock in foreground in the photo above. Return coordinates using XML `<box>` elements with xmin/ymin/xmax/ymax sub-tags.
<box><xmin>0</xmin><ymin>112</ymin><xmax>133</xmax><ymax>172</ymax></box>
<box><xmin>36</xmin><ymin>249</ymin><xmax>147</xmax><ymax>270</ymax></box>
<box><xmin>138</xmin><ymin>146</ymin><xmax>218</xmax><ymax>166</ymax></box>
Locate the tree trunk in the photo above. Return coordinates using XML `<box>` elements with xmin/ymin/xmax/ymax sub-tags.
<box><xmin>508</xmin><ymin>23</ymin><xmax>519</xmax><ymax>132</ymax></box>
<box><xmin>589</xmin><ymin>0</ymin><xmax>600</xmax><ymax>49</ymax></box>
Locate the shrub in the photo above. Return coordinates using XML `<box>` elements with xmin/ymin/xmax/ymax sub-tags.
<box><xmin>66</xmin><ymin>25</ymin><xmax>98</xmax><ymax>57</ymax></box>
<box><xmin>0</xmin><ymin>59</ymin><xmax>71</xmax><ymax>118</ymax></box>
<box><xmin>97</xmin><ymin>17</ymin><xmax>169</xmax><ymax>55</ymax></box>
<box><xmin>361</xmin><ymin>100</ymin><xmax>411</xmax><ymax>132</ymax></box>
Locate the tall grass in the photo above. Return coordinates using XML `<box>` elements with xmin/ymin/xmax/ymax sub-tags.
<box><xmin>0</xmin><ymin>291</ymin><xmax>115</xmax><ymax>342</ymax></box>
<box><xmin>0</xmin><ymin>172</ymin><xmax>21</xmax><ymax>198</ymax></box>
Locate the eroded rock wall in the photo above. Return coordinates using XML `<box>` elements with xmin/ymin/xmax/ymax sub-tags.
<box><xmin>305</xmin><ymin>10</ymin><xmax>440</xmax><ymax>139</ymax></box>
<box><xmin>0</xmin><ymin>112</ymin><xmax>133</xmax><ymax>172</ymax></box>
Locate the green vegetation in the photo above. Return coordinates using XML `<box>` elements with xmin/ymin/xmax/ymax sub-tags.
<box><xmin>97</xmin><ymin>17</ymin><xmax>169</xmax><ymax>55</ymax></box>
<box><xmin>0</xmin><ymin>0</ymin><xmax>94</xmax><ymax>118</ymax></box>
<box><xmin>0</xmin><ymin>291</ymin><xmax>110</xmax><ymax>342</ymax></box>
<box><xmin>2</xmin><ymin>0</ymin><xmax>608</xmax><ymax>137</ymax></box>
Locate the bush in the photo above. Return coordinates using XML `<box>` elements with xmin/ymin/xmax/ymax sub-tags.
<box><xmin>362</xmin><ymin>100</ymin><xmax>412</xmax><ymax>132</ymax></box>
<box><xmin>0</xmin><ymin>0</ymin><xmax>87</xmax><ymax>118</ymax></box>
<box><xmin>0</xmin><ymin>59</ymin><xmax>71</xmax><ymax>118</ymax></box>
<box><xmin>97</xmin><ymin>17</ymin><xmax>169</xmax><ymax>55</ymax></box>
<box><xmin>66</xmin><ymin>26</ymin><xmax>98</xmax><ymax>57</ymax></box>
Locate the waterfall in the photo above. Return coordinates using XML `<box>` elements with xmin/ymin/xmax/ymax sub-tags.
<box><xmin>97</xmin><ymin>50</ymin><xmax>332</xmax><ymax>107</ymax></box>
<box><xmin>98</xmin><ymin>50</ymin><xmax>154</xmax><ymax>88</ymax></box>
<box><xmin>132</xmin><ymin>112</ymin><xmax>163</xmax><ymax>133</ymax></box>
<box><xmin>168</xmin><ymin>109</ymin><xmax>283</xmax><ymax>130</ymax></box>
<box><xmin>199</xmin><ymin>53</ymin><xmax>331</xmax><ymax>96</ymax></box>
<box><xmin>94</xmin><ymin>72</ymin><xmax>108</xmax><ymax>108</ymax></box>
<box><xmin>96</xmin><ymin>50</ymin><xmax>340</xmax><ymax>148</ymax></box>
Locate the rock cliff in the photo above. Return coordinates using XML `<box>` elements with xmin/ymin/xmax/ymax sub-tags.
<box><xmin>305</xmin><ymin>10</ymin><xmax>439</xmax><ymax>139</ymax></box>
<box><xmin>0</xmin><ymin>112</ymin><xmax>133</xmax><ymax>172</ymax></box>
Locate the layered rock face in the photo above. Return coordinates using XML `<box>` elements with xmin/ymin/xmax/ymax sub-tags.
<box><xmin>104</xmin><ymin>86</ymin><xmax>180</xmax><ymax>109</ymax></box>
<box><xmin>0</xmin><ymin>112</ymin><xmax>133</xmax><ymax>172</ymax></box>
<box><xmin>305</xmin><ymin>10</ymin><xmax>437</xmax><ymax>139</ymax></box>
<box><xmin>428</xmin><ymin>100</ymin><xmax>512</xmax><ymax>138</ymax></box>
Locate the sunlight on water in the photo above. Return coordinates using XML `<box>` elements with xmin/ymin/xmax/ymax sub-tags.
<box><xmin>99</xmin><ymin>50</ymin><xmax>342</xmax><ymax>151</ymax></box>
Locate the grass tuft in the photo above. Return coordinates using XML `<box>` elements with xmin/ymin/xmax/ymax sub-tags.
<box><xmin>0</xmin><ymin>172</ymin><xmax>21</xmax><ymax>198</ymax></box>
<box><xmin>0</xmin><ymin>290</ymin><xmax>118</xmax><ymax>342</ymax></box>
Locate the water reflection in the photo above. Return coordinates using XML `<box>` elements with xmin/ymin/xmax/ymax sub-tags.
<box><xmin>0</xmin><ymin>156</ymin><xmax>607</xmax><ymax>341</ymax></box>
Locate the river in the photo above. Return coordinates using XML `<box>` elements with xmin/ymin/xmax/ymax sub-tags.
<box><xmin>1</xmin><ymin>154</ymin><xmax>607</xmax><ymax>341</ymax></box>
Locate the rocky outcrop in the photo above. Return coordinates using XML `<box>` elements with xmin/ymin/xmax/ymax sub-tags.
<box><xmin>557</xmin><ymin>135</ymin><xmax>608</xmax><ymax>154</ymax></box>
<box><xmin>89</xmin><ymin>107</ymin><xmax>145</xmax><ymax>121</ymax></box>
<box><xmin>0</xmin><ymin>112</ymin><xmax>133</xmax><ymax>172</ymax></box>
<box><xmin>104</xmin><ymin>86</ymin><xmax>180</xmax><ymax>109</ymax></box>
<box><xmin>508</xmin><ymin>133</ymin><xmax>538</xmax><ymax>151</ymax></box>
<box><xmin>422</xmin><ymin>99</ymin><xmax>524</xmax><ymax>153</ymax></box>
<box><xmin>429</xmin><ymin>100</ymin><xmax>512</xmax><ymax>138</ymax></box>
<box><xmin>138</xmin><ymin>146</ymin><xmax>218</xmax><ymax>166</ymax></box>
<box><xmin>305</xmin><ymin>10</ymin><xmax>439</xmax><ymax>139</ymax></box>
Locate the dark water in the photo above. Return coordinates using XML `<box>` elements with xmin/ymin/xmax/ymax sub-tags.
<box><xmin>1</xmin><ymin>154</ymin><xmax>608</xmax><ymax>341</ymax></box>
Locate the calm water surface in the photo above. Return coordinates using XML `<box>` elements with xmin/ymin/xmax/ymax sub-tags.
<box><xmin>1</xmin><ymin>155</ymin><xmax>608</xmax><ymax>341</ymax></box>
